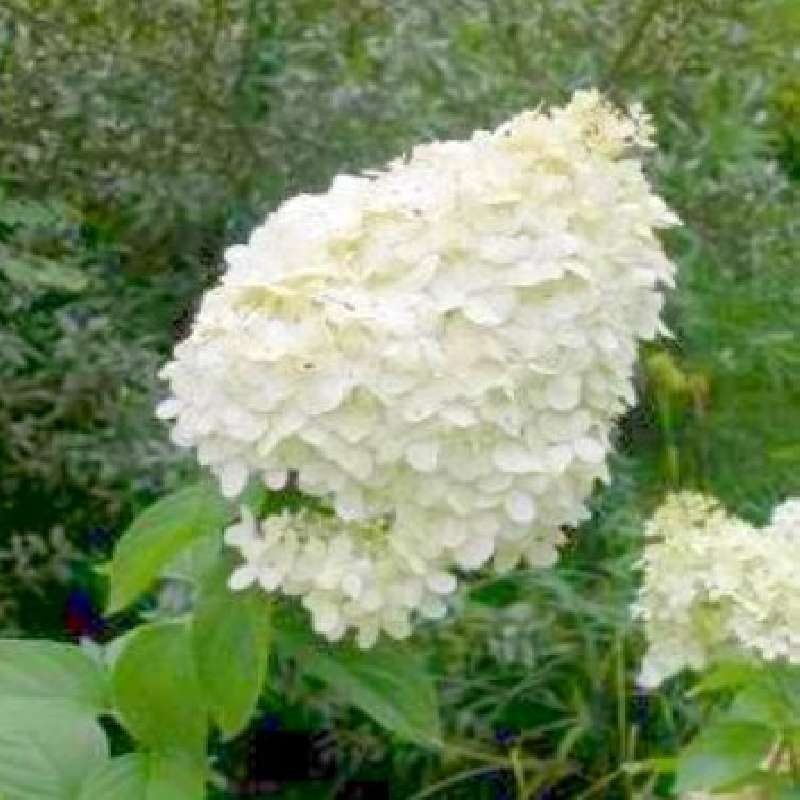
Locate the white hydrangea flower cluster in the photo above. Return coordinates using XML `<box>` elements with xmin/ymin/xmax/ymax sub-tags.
<box><xmin>224</xmin><ymin>506</ymin><xmax>456</xmax><ymax>648</ymax></box>
<box><xmin>634</xmin><ymin>493</ymin><xmax>800</xmax><ymax>688</ymax></box>
<box><xmin>158</xmin><ymin>89</ymin><xmax>679</xmax><ymax>644</ymax></box>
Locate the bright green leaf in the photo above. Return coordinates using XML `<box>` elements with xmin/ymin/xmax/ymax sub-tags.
<box><xmin>0</xmin><ymin>705</ymin><xmax>107</xmax><ymax>800</ymax></box>
<box><xmin>191</xmin><ymin>560</ymin><xmax>272</xmax><ymax>738</ymax></box>
<box><xmin>726</xmin><ymin>666</ymin><xmax>800</xmax><ymax>730</ymax></box>
<box><xmin>0</xmin><ymin>639</ymin><xmax>109</xmax><ymax>713</ymax></box>
<box><xmin>690</xmin><ymin>658</ymin><xmax>763</xmax><ymax>696</ymax></box>
<box><xmin>147</xmin><ymin>753</ymin><xmax>206</xmax><ymax>800</ymax></box>
<box><xmin>111</xmin><ymin>621</ymin><xmax>208</xmax><ymax>756</ymax></box>
<box><xmin>161</xmin><ymin>534</ymin><xmax>223</xmax><ymax>585</ymax></box>
<box><xmin>727</xmin><ymin>682</ymin><xmax>789</xmax><ymax>730</ymax></box>
<box><xmin>106</xmin><ymin>481</ymin><xmax>232</xmax><ymax>613</ymax></box>
<box><xmin>277</xmin><ymin>620</ymin><xmax>441</xmax><ymax>747</ymax></box>
<box><xmin>676</xmin><ymin>721</ymin><xmax>775</xmax><ymax>793</ymax></box>
<box><xmin>78</xmin><ymin>752</ymin><xmax>205</xmax><ymax>800</ymax></box>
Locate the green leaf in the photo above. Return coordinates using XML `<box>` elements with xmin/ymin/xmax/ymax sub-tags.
<box><xmin>106</xmin><ymin>481</ymin><xmax>232</xmax><ymax>613</ymax></box>
<box><xmin>726</xmin><ymin>666</ymin><xmax>800</xmax><ymax>730</ymax></box>
<box><xmin>146</xmin><ymin>753</ymin><xmax>206</xmax><ymax>800</ymax></box>
<box><xmin>0</xmin><ymin>705</ymin><xmax>108</xmax><ymax>800</ymax></box>
<box><xmin>727</xmin><ymin>681</ymin><xmax>789</xmax><ymax>730</ymax></box>
<box><xmin>111</xmin><ymin>621</ymin><xmax>208</xmax><ymax>756</ymax></box>
<box><xmin>0</xmin><ymin>199</ymin><xmax>55</xmax><ymax>227</ymax></box>
<box><xmin>676</xmin><ymin>720</ymin><xmax>775</xmax><ymax>793</ymax></box>
<box><xmin>277</xmin><ymin>620</ymin><xmax>441</xmax><ymax>747</ymax></box>
<box><xmin>0</xmin><ymin>639</ymin><xmax>109</xmax><ymax>713</ymax></box>
<box><xmin>0</xmin><ymin>254</ymin><xmax>88</xmax><ymax>292</ymax></box>
<box><xmin>191</xmin><ymin>560</ymin><xmax>272</xmax><ymax>738</ymax></box>
<box><xmin>161</xmin><ymin>534</ymin><xmax>223</xmax><ymax>585</ymax></box>
<box><xmin>690</xmin><ymin>658</ymin><xmax>763</xmax><ymax>696</ymax></box>
<box><xmin>78</xmin><ymin>753</ymin><xmax>205</xmax><ymax>800</ymax></box>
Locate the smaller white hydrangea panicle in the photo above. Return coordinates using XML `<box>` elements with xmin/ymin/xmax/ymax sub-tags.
<box><xmin>224</xmin><ymin>506</ymin><xmax>456</xmax><ymax>648</ymax></box>
<box><xmin>159</xmin><ymin>90</ymin><xmax>680</xmax><ymax>644</ymax></box>
<box><xmin>633</xmin><ymin>493</ymin><xmax>800</xmax><ymax>688</ymax></box>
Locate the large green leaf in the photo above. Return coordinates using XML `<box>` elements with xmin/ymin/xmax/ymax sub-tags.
<box><xmin>111</xmin><ymin>621</ymin><xmax>208</xmax><ymax>756</ymax></box>
<box><xmin>78</xmin><ymin>753</ymin><xmax>205</xmax><ymax>800</ymax></box>
<box><xmin>676</xmin><ymin>720</ymin><xmax>775</xmax><ymax>793</ymax></box>
<box><xmin>106</xmin><ymin>481</ymin><xmax>232</xmax><ymax>613</ymax></box>
<box><xmin>690</xmin><ymin>658</ymin><xmax>764</xmax><ymax>696</ymax></box>
<box><xmin>191</xmin><ymin>560</ymin><xmax>272</xmax><ymax>738</ymax></box>
<box><xmin>0</xmin><ymin>705</ymin><xmax>108</xmax><ymax>800</ymax></box>
<box><xmin>277</xmin><ymin>620</ymin><xmax>442</xmax><ymax>747</ymax></box>
<box><xmin>0</xmin><ymin>639</ymin><xmax>109</xmax><ymax>713</ymax></box>
<box><xmin>162</xmin><ymin>481</ymin><xmax>269</xmax><ymax>587</ymax></box>
<box><xmin>725</xmin><ymin>665</ymin><xmax>800</xmax><ymax>731</ymax></box>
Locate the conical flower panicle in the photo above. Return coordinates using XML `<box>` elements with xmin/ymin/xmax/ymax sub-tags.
<box><xmin>159</xmin><ymin>90</ymin><xmax>679</xmax><ymax>644</ymax></box>
<box><xmin>634</xmin><ymin>493</ymin><xmax>800</xmax><ymax>687</ymax></box>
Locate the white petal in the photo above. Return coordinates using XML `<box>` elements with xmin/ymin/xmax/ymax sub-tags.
<box><xmin>455</xmin><ymin>534</ymin><xmax>495</xmax><ymax>570</ymax></box>
<box><xmin>218</xmin><ymin>461</ymin><xmax>249</xmax><ymax>498</ymax></box>
<box><xmin>356</xmin><ymin>624</ymin><xmax>380</xmax><ymax>649</ymax></box>
<box><xmin>545</xmin><ymin>375</ymin><xmax>581</xmax><ymax>411</ymax></box>
<box><xmin>462</xmin><ymin>290</ymin><xmax>516</xmax><ymax>326</ymax></box>
<box><xmin>493</xmin><ymin>442</ymin><xmax>543</xmax><ymax>474</ymax></box>
<box><xmin>427</xmin><ymin>572</ymin><xmax>457</xmax><ymax>595</ymax></box>
<box><xmin>265</xmin><ymin>470</ymin><xmax>287</xmax><ymax>490</ymax></box>
<box><xmin>228</xmin><ymin>565</ymin><xmax>257</xmax><ymax>591</ymax></box>
<box><xmin>546</xmin><ymin>444</ymin><xmax>573</xmax><ymax>473</ymax></box>
<box><xmin>574</xmin><ymin>437</ymin><xmax>606</xmax><ymax>463</ymax></box>
<box><xmin>504</xmin><ymin>491</ymin><xmax>537</xmax><ymax>524</ymax></box>
<box><xmin>405</xmin><ymin>440</ymin><xmax>439</xmax><ymax>473</ymax></box>
<box><xmin>502</xmin><ymin>261</ymin><xmax>564</xmax><ymax>287</ymax></box>
<box><xmin>439</xmin><ymin>404</ymin><xmax>478</xmax><ymax>427</ymax></box>
<box><xmin>256</xmin><ymin>568</ymin><xmax>282</xmax><ymax>592</ymax></box>
<box><xmin>341</xmin><ymin>573</ymin><xmax>363</xmax><ymax>599</ymax></box>
<box><xmin>300</xmin><ymin>374</ymin><xmax>350</xmax><ymax>415</ymax></box>
<box><xmin>223</xmin><ymin>506</ymin><xmax>257</xmax><ymax>548</ymax></box>
<box><xmin>155</xmin><ymin>397</ymin><xmax>180</xmax><ymax>420</ymax></box>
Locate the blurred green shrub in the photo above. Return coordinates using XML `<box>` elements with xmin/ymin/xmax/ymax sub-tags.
<box><xmin>0</xmin><ymin>185</ymin><xmax>193</xmax><ymax>631</ymax></box>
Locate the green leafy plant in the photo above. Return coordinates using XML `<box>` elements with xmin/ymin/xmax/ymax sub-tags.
<box><xmin>0</xmin><ymin>481</ymin><xmax>443</xmax><ymax>799</ymax></box>
<box><xmin>674</xmin><ymin>661</ymin><xmax>800</xmax><ymax>798</ymax></box>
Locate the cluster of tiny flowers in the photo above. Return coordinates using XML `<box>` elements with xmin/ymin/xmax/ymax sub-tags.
<box><xmin>158</xmin><ymin>89</ymin><xmax>679</xmax><ymax>644</ymax></box>
<box><xmin>224</xmin><ymin>506</ymin><xmax>456</xmax><ymax>648</ymax></box>
<box><xmin>633</xmin><ymin>493</ymin><xmax>800</xmax><ymax>688</ymax></box>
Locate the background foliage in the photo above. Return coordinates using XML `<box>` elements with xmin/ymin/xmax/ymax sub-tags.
<box><xmin>0</xmin><ymin>0</ymin><xmax>798</xmax><ymax>797</ymax></box>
